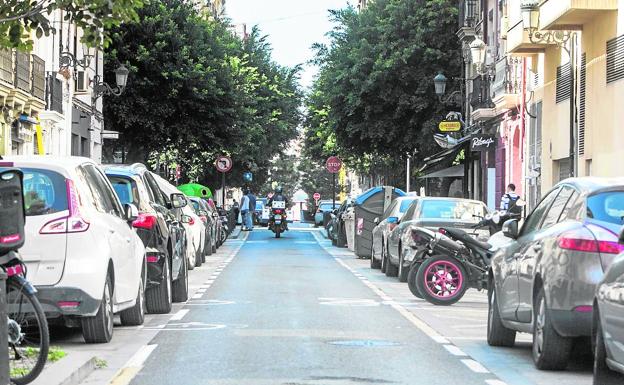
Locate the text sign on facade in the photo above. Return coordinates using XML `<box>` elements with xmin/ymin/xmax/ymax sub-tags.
<box><xmin>438</xmin><ymin>121</ymin><xmax>462</xmax><ymax>132</ymax></box>
<box><xmin>471</xmin><ymin>134</ymin><xmax>497</xmax><ymax>152</ymax></box>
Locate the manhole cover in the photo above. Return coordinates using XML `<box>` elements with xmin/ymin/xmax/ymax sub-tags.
<box><xmin>327</xmin><ymin>339</ymin><xmax>400</xmax><ymax>347</ymax></box>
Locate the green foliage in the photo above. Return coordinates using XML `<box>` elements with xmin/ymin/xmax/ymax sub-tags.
<box><xmin>103</xmin><ymin>0</ymin><xmax>302</xmax><ymax>191</ymax></box>
<box><xmin>305</xmin><ymin>0</ymin><xmax>462</xmax><ymax>174</ymax></box>
<box><xmin>0</xmin><ymin>0</ymin><xmax>144</xmax><ymax>50</ymax></box>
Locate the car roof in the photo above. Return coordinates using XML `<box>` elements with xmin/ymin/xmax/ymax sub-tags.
<box><xmin>1</xmin><ymin>155</ymin><xmax>95</xmax><ymax>176</ymax></box>
<box><xmin>103</xmin><ymin>163</ymin><xmax>148</xmax><ymax>176</ymax></box>
<box><xmin>557</xmin><ymin>177</ymin><xmax>624</xmax><ymax>196</ymax></box>
<box><xmin>416</xmin><ymin>196</ymin><xmax>486</xmax><ymax>205</ymax></box>
<box><xmin>395</xmin><ymin>196</ymin><xmax>418</xmax><ymax>202</ymax></box>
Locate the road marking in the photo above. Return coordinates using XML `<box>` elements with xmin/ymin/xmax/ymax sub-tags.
<box><xmin>170</xmin><ymin>309</ymin><xmax>189</xmax><ymax>321</ymax></box>
<box><xmin>461</xmin><ymin>359</ymin><xmax>490</xmax><ymax>373</ymax></box>
<box><xmin>485</xmin><ymin>380</ymin><xmax>508</xmax><ymax>385</ymax></box>
<box><xmin>192</xmin><ymin>293</ymin><xmax>203</xmax><ymax>299</ymax></box>
<box><xmin>431</xmin><ymin>335</ymin><xmax>450</xmax><ymax>344</ymax></box>
<box><xmin>443</xmin><ymin>344</ymin><xmax>467</xmax><ymax>356</ymax></box>
<box><xmin>109</xmin><ymin>344</ymin><xmax>158</xmax><ymax>385</ymax></box>
<box><xmin>318</xmin><ymin>297</ymin><xmax>379</xmax><ymax>307</ymax></box>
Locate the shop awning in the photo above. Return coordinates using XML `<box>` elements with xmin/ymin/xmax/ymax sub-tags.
<box><xmin>419</xmin><ymin>164</ymin><xmax>465</xmax><ymax>179</ymax></box>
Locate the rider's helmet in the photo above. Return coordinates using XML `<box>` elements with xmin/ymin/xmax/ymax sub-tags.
<box><xmin>274</xmin><ymin>186</ymin><xmax>283</xmax><ymax>194</ymax></box>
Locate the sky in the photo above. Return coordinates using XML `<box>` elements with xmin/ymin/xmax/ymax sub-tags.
<box><xmin>225</xmin><ymin>0</ymin><xmax>351</xmax><ymax>90</ymax></box>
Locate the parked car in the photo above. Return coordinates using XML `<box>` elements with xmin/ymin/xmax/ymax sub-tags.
<box><xmin>371</xmin><ymin>196</ymin><xmax>419</xmax><ymax>272</ymax></box>
<box><xmin>328</xmin><ymin>199</ymin><xmax>353</xmax><ymax>247</ymax></box>
<box><xmin>487</xmin><ymin>178</ymin><xmax>624</xmax><ymax>370</ymax></box>
<box><xmin>594</xmin><ymin>229</ymin><xmax>624</xmax><ymax>384</ymax></box>
<box><xmin>105</xmin><ymin>164</ymin><xmax>189</xmax><ymax>314</ymax></box>
<box><xmin>1</xmin><ymin>156</ymin><xmax>146</xmax><ymax>343</ymax></box>
<box><xmin>314</xmin><ymin>200</ymin><xmax>339</xmax><ymax>226</ymax></box>
<box><xmin>255</xmin><ymin>199</ymin><xmax>269</xmax><ymax>226</ymax></box>
<box><xmin>205</xmin><ymin>198</ymin><xmax>223</xmax><ymax>248</ymax></box>
<box><xmin>189</xmin><ymin>196</ymin><xmax>217</xmax><ymax>256</ymax></box>
<box><xmin>152</xmin><ymin>174</ymin><xmax>205</xmax><ymax>269</ymax></box>
<box><xmin>384</xmin><ymin>197</ymin><xmax>489</xmax><ymax>282</ymax></box>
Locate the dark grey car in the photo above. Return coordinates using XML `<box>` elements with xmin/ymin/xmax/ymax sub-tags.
<box><xmin>593</xmin><ymin>228</ymin><xmax>624</xmax><ymax>384</ymax></box>
<box><xmin>488</xmin><ymin>177</ymin><xmax>624</xmax><ymax>371</ymax></box>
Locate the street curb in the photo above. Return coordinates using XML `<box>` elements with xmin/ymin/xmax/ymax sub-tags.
<box><xmin>31</xmin><ymin>352</ymin><xmax>97</xmax><ymax>385</ymax></box>
<box><xmin>229</xmin><ymin>226</ymin><xmax>242</xmax><ymax>239</ymax></box>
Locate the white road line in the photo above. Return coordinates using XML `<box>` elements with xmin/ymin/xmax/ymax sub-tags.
<box><xmin>485</xmin><ymin>380</ymin><xmax>508</xmax><ymax>385</ymax></box>
<box><xmin>443</xmin><ymin>344</ymin><xmax>467</xmax><ymax>356</ymax></box>
<box><xmin>431</xmin><ymin>335</ymin><xmax>450</xmax><ymax>344</ymax></box>
<box><xmin>125</xmin><ymin>344</ymin><xmax>157</xmax><ymax>368</ymax></box>
<box><xmin>170</xmin><ymin>309</ymin><xmax>189</xmax><ymax>321</ymax></box>
<box><xmin>192</xmin><ymin>293</ymin><xmax>203</xmax><ymax>299</ymax></box>
<box><xmin>196</xmin><ymin>289</ymin><xmax>206</xmax><ymax>294</ymax></box>
<box><xmin>461</xmin><ymin>359</ymin><xmax>490</xmax><ymax>373</ymax></box>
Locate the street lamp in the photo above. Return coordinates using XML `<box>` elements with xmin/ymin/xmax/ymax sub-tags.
<box><xmin>520</xmin><ymin>0</ymin><xmax>576</xmax><ymax>178</ymax></box>
<box><xmin>434</xmin><ymin>72</ymin><xmax>447</xmax><ymax>97</ymax></box>
<box><xmin>92</xmin><ymin>64</ymin><xmax>130</xmax><ymax>103</ymax></box>
<box><xmin>470</xmin><ymin>38</ymin><xmax>487</xmax><ymax>71</ymax></box>
<box><xmin>59</xmin><ymin>43</ymin><xmax>95</xmax><ymax>71</ymax></box>
<box><xmin>434</xmin><ymin>72</ymin><xmax>464</xmax><ymax>106</ymax></box>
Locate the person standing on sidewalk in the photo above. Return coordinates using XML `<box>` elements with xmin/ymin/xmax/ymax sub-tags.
<box><xmin>240</xmin><ymin>192</ymin><xmax>250</xmax><ymax>231</ymax></box>
<box><xmin>246</xmin><ymin>189</ymin><xmax>257</xmax><ymax>231</ymax></box>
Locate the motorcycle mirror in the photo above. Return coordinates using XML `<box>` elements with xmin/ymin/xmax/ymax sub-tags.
<box><xmin>502</xmin><ymin>219</ymin><xmax>519</xmax><ymax>239</ymax></box>
<box><xmin>373</xmin><ymin>217</ymin><xmax>380</xmax><ymax>225</ymax></box>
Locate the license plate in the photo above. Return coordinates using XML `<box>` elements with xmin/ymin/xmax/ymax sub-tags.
<box><xmin>274</xmin><ymin>215</ymin><xmax>282</xmax><ymax>220</ymax></box>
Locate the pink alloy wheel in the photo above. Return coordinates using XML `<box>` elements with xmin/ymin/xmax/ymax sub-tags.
<box><xmin>423</xmin><ymin>259</ymin><xmax>463</xmax><ymax>299</ymax></box>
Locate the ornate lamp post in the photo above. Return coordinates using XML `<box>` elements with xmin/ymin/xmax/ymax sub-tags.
<box><xmin>59</xmin><ymin>43</ymin><xmax>95</xmax><ymax>70</ymax></box>
<box><xmin>92</xmin><ymin>64</ymin><xmax>129</xmax><ymax>103</ymax></box>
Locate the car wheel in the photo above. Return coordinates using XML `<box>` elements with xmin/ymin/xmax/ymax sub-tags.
<box><xmin>145</xmin><ymin>257</ymin><xmax>172</xmax><ymax>314</ymax></box>
<box><xmin>593</xmin><ymin>314</ymin><xmax>620</xmax><ymax>385</ymax></box>
<box><xmin>415</xmin><ymin>255</ymin><xmax>467</xmax><ymax>306</ymax></box>
<box><xmin>487</xmin><ymin>283</ymin><xmax>516</xmax><ymax>347</ymax></box>
<box><xmin>407</xmin><ymin>263</ymin><xmax>422</xmax><ymax>298</ymax></box>
<box><xmin>195</xmin><ymin>246</ymin><xmax>203</xmax><ymax>267</ymax></box>
<box><xmin>398</xmin><ymin>248</ymin><xmax>408</xmax><ymax>282</ymax></box>
<box><xmin>206</xmin><ymin>235</ymin><xmax>213</xmax><ymax>256</ymax></box>
<box><xmin>172</xmin><ymin>256</ymin><xmax>189</xmax><ymax>303</ymax></box>
<box><xmin>81</xmin><ymin>275</ymin><xmax>114</xmax><ymax>343</ymax></box>
<box><xmin>187</xmin><ymin>244</ymin><xmax>196</xmax><ymax>271</ymax></box>
<box><xmin>385</xmin><ymin>245</ymin><xmax>398</xmax><ymax>277</ymax></box>
<box><xmin>120</xmin><ymin>278</ymin><xmax>145</xmax><ymax>326</ymax></box>
<box><xmin>370</xmin><ymin>245</ymin><xmax>381</xmax><ymax>269</ymax></box>
<box><xmin>532</xmin><ymin>288</ymin><xmax>572</xmax><ymax>370</ymax></box>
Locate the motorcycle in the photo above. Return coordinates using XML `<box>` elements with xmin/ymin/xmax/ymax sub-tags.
<box><xmin>216</xmin><ymin>207</ymin><xmax>229</xmax><ymax>245</ymax></box>
<box><xmin>0</xmin><ymin>169</ymin><xmax>49</xmax><ymax>384</ymax></box>
<box><xmin>407</xmin><ymin>207</ymin><xmax>524</xmax><ymax>306</ymax></box>
<box><xmin>268</xmin><ymin>200</ymin><xmax>287</xmax><ymax>238</ymax></box>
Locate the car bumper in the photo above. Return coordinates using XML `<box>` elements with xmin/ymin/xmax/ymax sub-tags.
<box><xmin>35</xmin><ymin>286</ymin><xmax>101</xmax><ymax>318</ymax></box>
<box><xmin>551</xmin><ymin>309</ymin><xmax>593</xmax><ymax>337</ymax></box>
<box><xmin>146</xmin><ymin>253</ymin><xmax>166</xmax><ymax>288</ymax></box>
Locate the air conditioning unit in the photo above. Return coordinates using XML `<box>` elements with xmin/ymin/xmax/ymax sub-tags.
<box><xmin>75</xmin><ymin>71</ymin><xmax>88</xmax><ymax>92</ymax></box>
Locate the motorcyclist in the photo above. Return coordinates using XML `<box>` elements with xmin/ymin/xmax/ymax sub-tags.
<box><xmin>268</xmin><ymin>186</ymin><xmax>289</xmax><ymax>230</ymax></box>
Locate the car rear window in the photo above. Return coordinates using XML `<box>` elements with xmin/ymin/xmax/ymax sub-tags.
<box><xmin>399</xmin><ymin>198</ymin><xmax>416</xmax><ymax>213</ymax></box>
<box><xmin>319</xmin><ymin>203</ymin><xmax>335</xmax><ymax>211</ymax></box>
<box><xmin>8</xmin><ymin>168</ymin><xmax>68</xmax><ymax>216</ymax></box>
<box><xmin>108</xmin><ymin>176</ymin><xmax>139</xmax><ymax>207</ymax></box>
<box><xmin>420</xmin><ymin>200</ymin><xmax>486</xmax><ymax>221</ymax></box>
<box><xmin>587</xmin><ymin>191</ymin><xmax>624</xmax><ymax>226</ymax></box>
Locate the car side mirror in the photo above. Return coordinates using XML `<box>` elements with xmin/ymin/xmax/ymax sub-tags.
<box><xmin>502</xmin><ymin>219</ymin><xmax>519</xmax><ymax>239</ymax></box>
<box><xmin>373</xmin><ymin>217</ymin><xmax>380</xmax><ymax>225</ymax></box>
<box><xmin>387</xmin><ymin>217</ymin><xmax>399</xmax><ymax>224</ymax></box>
<box><xmin>170</xmin><ymin>193</ymin><xmax>187</xmax><ymax>209</ymax></box>
<box><xmin>181</xmin><ymin>214</ymin><xmax>192</xmax><ymax>224</ymax></box>
<box><xmin>124</xmin><ymin>203</ymin><xmax>139</xmax><ymax>222</ymax></box>
<box><xmin>619</xmin><ymin>227</ymin><xmax>624</xmax><ymax>244</ymax></box>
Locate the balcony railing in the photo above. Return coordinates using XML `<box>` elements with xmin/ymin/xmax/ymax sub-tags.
<box><xmin>491</xmin><ymin>56</ymin><xmax>522</xmax><ymax>99</ymax></box>
<box><xmin>470</xmin><ymin>75</ymin><xmax>494</xmax><ymax>110</ymax></box>
<box><xmin>459</xmin><ymin>0</ymin><xmax>479</xmax><ymax>28</ymax></box>
<box><xmin>31</xmin><ymin>55</ymin><xmax>45</xmax><ymax>100</ymax></box>
<box><xmin>15</xmin><ymin>51</ymin><xmax>30</xmax><ymax>93</ymax></box>
<box><xmin>46</xmin><ymin>75</ymin><xmax>63</xmax><ymax>114</ymax></box>
<box><xmin>0</xmin><ymin>50</ymin><xmax>13</xmax><ymax>85</ymax></box>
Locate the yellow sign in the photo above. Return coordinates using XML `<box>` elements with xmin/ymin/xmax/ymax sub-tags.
<box><xmin>35</xmin><ymin>122</ymin><xmax>44</xmax><ymax>155</ymax></box>
<box><xmin>439</xmin><ymin>121</ymin><xmax>462</xmax><ymax>132</ymax></box>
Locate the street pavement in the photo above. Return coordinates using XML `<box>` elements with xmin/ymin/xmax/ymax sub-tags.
<box><xmin>45</xmin><ymin>223</ymin><xmax>594</xmax><ymax>385</ymax></box>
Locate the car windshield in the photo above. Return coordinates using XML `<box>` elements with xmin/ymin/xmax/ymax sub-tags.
<box><xmin>108</xmin><ymin>176</ymin><xmax>139</xmax><ymax>207</ymax></box>
<box><xmin>399</xmin><ymin>198</ymin><xmax>416</xmax><ymax>213</ymax></box>
<box><xmin>420</xmin><ymin>200</ymin><xmax>486</xmax><ymax>221</ymax></box>
<box><xmin>6</xmin><ymin>168</ymin><xmax>69</xmax><ymax>216</ymax></box>
<box><xmin>587</xmin><ymin>191</ymin><xmax>624</xmax><ymax>226</ymax></box>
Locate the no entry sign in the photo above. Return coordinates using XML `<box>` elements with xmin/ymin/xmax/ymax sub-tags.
<box><xmin>313</xmin><ymin>192</ymin><xmax>321</xmax><ymax>201</ymax></box>
<box><xmin>326</xmin><ymin>156</ymin><xmax>342</xmax><ymax>174</ymax></box>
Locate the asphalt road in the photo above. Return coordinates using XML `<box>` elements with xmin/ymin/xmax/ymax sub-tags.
<box><xmin>127</xmin><ymin>226</ymin><xmax>504</xmax><ymax>385</ymax></box>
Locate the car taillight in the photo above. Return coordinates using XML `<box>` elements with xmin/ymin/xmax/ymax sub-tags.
<box><xmin>558</xmin><ymin>236</ymin><xmax>624</xmax><ymax>254</ymax></box>
<box><xmin>188</xmin><ymin>217</ymin><xmax>195</xmax><ymax>226</ymax></box>
<box><xmin>199</xmin><ymin>215</ymin><xmax>207</xmax><ymax>223</ymax></box>
<box><xmin>133</xmin><ymin>213</ymin><xmax>157</xmax><ymax>229</ymax></box>
<box><xmin>274</xmin><ymin>209</ymin><xmax>283</xmax><ymax>214</ymax></box>
<box><xmin>40</xmin><ymin>179</ymin><xmax>90</xmax><ymax>234</ymax></box>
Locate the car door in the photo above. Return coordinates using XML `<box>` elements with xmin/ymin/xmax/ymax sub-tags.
<box><xmin>602</xmin><ymin>258</ymin><xmax>624</xmax><ymax>364</ymax></box>
<box><xmin>373</xmin><ymin>201</ymin><xmax>397</xmax><ymax>257</ymax></box>
<box><xmin>515</xmin><ymin>187</ymin><xmax>576</xmax><ymax>322</ymax></box>
<box><xmin>387</xmin><ymin>201</ymin><xmax>418</xmax><ymax>262</ymax></box>
<box><xmin>497</xmin><ymin>188</ymin><xmax>560</xmax><ymax>320</ymax></box>
<box><xmin>84</xmin><ymin>164</ymin><xmax>139</xmax><ymax>304</ymax></box>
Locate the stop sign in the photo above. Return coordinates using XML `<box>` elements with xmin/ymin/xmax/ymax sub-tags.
<box><xmin>313</xmin><ymin>192</ymin><xmax>321</xmax><ymax>201</ymax></box>
<box><xmin>326</xmin><ymin>156</ymin><xmax>342</xmax><ymax>174</ymax></box>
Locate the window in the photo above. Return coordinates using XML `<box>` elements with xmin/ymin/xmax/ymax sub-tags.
<box><xmin>540</xmin><ymin>187</ymin><xmax>574</xmax><ymax>229</ymax></box>
<box><xmin>587</xmin><ymin>191</ymin><xmax>624</xmax><ymax>226</ymax></box>
<box><xmin>2</xmin><ymin>168</ymin><xmax>68</xmax><ymax>216</ymax></box>
<box><xmin>83</xmin><ymin>165</ymin><xmax>122</xmax><ymax>217</ymax></box>
<box><xmin>556</xmin><ymin>63</ymin><xmax>571</xmax><ymax>103</ymax></box>
<box><xmin>521</xmin><ymin>188</ymin><xmax>560</xmax><ymax>236</ymax></box>
<box><xmin>419</xmin><ymin>200</ymin><xmax>486</xmax><ymax>221</ymax></box>
<box><xmin>559</xmin><ymin>191</ymin><xmax>580</xmax><ymax>221</ymax></box>
<box><xmin>554</xmin><ymin>157</ymin><xmax>571</xmax><ymax>184</ymax></box>
<box><xmin>606</xmin><ymin>34</ymin><xmax>624</xmax><ymax>84</ymax></box>
<box><xmin>108</xmin><ymin>176</ymin><xmax>139</xmax><ymax>207</ymax></box>
<box><xmin>399</xmin><ymin>198</ymin><xmax>417</xmax><ymax>213</ymax></box>
<box><xmin>144</xmin><ymin>172</ymin><xmax>167</xmax><ymax>207</ymax></box>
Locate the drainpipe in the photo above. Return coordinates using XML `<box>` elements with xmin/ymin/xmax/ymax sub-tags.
<box><xmin>520</xmin><ymin>57</ymin><xmax>527</xmax><ymax>196</ymax></box>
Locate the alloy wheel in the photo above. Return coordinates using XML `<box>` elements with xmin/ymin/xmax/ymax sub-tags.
<box><xmin>535</xmin><ymin>297</ymin><xmax>546</xmax><ymax>357</ymax></box>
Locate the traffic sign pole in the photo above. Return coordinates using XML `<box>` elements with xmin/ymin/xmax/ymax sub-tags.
<box><xmin>332</xmin><ymin>174</ymin><xmax>336</xmax><ymax>209</ymax></box>
<box><xmin>221</xmin><ymin>172</ymin><xmax>226</xmax><ymax>208</ymax></box>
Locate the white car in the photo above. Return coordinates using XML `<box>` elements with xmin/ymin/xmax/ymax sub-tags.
<box><xmin>0</xmin><ymin>156</ymin><xmax>146</xmax><ymax>343</ymax></box>
<box><xmin>152</xmin><ymin>175</ymin><xmax>205</xmax><ymax>269</ymax></box>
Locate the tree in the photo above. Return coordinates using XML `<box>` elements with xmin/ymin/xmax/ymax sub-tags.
<box><xmin>305</xmin><ymin>0</ymin><xmax>462</xmax><ymax>182</ymax></box>
<box><xmin>0</xmin><ymin>0</ymin><xmax>143</xmax><ymax>49</ymax></box>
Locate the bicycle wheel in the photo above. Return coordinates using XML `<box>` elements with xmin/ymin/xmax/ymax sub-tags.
<box><xmin>7</xmin><ymin>277</ymin><xmax>49</xmax><ymax>385</ymax></box>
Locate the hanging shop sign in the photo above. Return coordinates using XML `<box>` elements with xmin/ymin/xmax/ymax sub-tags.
<box><xmin>470</xmin><ymin>134</ymin><xmax>497</xmax><ymax>152</ymax></box>
<box><xmin>438</xmin><ymin>120</ymin><xmax>462</xmax><ymax>132</ymax></box>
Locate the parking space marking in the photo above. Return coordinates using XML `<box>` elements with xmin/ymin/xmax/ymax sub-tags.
<box><xmin>443</xmin><ymin>344</ymin><xmax>467</xmax><ymax>357</ymax></box>
<box><xmin>485</xmin><ymin>380</ymin><xmax>508</xmax><ymax>385</ymax></box>
<box><xmin>170</xmin><ymin>309</ymin><xmax>189</xmax><ymax>321</ymax></box>
<box><xmin>461</xmin><ymin>359</ymin><xmax>490</xmax><ymax>374</ymax></box>
<box><xmin>109</xmin><ymin>344</ymin><xmax>158</xmax><ymax>385</ymax></box>
<box><xmin>192</xmin><ymin>293</ymin><xmax>204</xmax><ymax>299</ymax></box>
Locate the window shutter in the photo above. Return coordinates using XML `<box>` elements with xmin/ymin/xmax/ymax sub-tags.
<box><xmin>579</xmin><ymin>53</ymin><xmax>586</xmax><ymax>156</ymax></box>
<box><xmin>606</xmin><ymin>34</ymin><xmax>624</xmax><ymax>84</ymax></box>
<box><xmin>556</xmin><ymin>63</ymin><xmax>571</xmax><ymax>103</ymax></box>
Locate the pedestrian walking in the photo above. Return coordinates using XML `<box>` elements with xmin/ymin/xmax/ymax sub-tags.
<box><xmin>500</xmin><ymin>183</ymin><xmax>522</xmax><ymax>215</ymax></box>
<box><xmin>247</xmin><ymin>189</ymin><xmax>257</xmax><ymax>231</ymax></box>
<box><xmin>232</xmin><ymin>199</ymin><xmax>240</xmax><ymax>224</ymax></box>
<box><xmin>240</xmin><ymin>192</ymin><xmax>250</xmax><ymax>231</ymax></box>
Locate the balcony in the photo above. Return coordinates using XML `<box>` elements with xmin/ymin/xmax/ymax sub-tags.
<box><xmin>506</xmin><ymin>18</ymin><xmax>553</xmax><ymax>54</ymax></box>
<box><xmin>457</xmin><ymin>0</ymin><xmax>479</xmax><ymax>41</ymax></box>
<box><xmin>539</xmin><ymin>0</ymin><xmax>618</xmax><ymax>30</ymax></box>
<box><xmin>0</xmin><ymin>50</ymin><xmax>13</xmax><ymax>85</ymax></box>
<box><xmin>1</xmin><ymin>50</ymin><xmax>46</xmax><ymax>115</ymax></box>
<box><xmin>470</xmin><ymin>76</ymin><xmax>496</xmax><ymax>122</ymax></box>
<box><xmin>491</xmin><ymin>57</ymin><xmax>523</xmax><ymax>111</ymax></box>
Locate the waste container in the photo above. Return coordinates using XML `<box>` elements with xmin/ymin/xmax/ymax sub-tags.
<box><xmin>343</xmin><ymin>207</ymin><xmax>355</xmax><ymax>251</ymax></box>
<box><xmin>353</xmin><ymin>186</ymin><xmax>405</xmax><ymax>258</ymax></box>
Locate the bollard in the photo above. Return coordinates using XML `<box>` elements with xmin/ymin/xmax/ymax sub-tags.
<box><xmin>0</xmin><ymin>271</ymin><xmax>8</xmax><ymax>385</ymax></box>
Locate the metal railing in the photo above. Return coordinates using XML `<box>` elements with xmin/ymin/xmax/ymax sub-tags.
<box><xmin>470</xmin><ymin>75</ymin><xmax>493</xmax><ymax>110</ymax></box>
<box><xmin>459</xmin><ymin>0</ymin><xmax>479</xmax><ymax>28</ymax></box>
<box><xmin>491</xmin><ymin>56</ymin><xmax>522</xmax><ymax>99</ymax></box>
<box><xmin>0</xmin><ymin>50</ymin><xmax>13</xmax><ymax>85</ymax></box>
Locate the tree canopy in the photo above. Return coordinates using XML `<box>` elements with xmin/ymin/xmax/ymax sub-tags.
<box><xmin>103</xmin><ymin>0</ymin><xmax>302</xmax><ymax>190</ymax></box>
<box><xmin>304</xmin><ymin>0</ymin><xmax>462</xmax><ymax>180</ymax></box>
